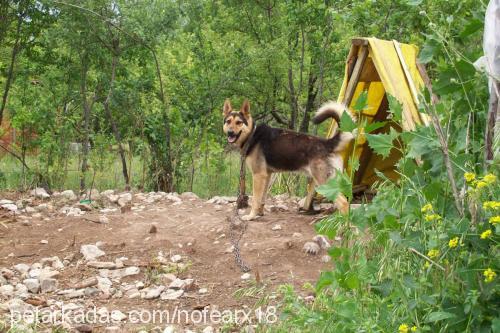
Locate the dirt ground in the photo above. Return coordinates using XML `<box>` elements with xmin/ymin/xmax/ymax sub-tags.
<box><xmin>0</xmin><ymin>191</ymin><xmax>332</xmax><ymax>332</ymax></box>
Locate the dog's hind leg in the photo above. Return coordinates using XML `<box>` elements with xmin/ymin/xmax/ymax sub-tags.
<box><xmin>242</xmin><ymin>172</ymin><xmax>271</xmax><ymax>221</ymax></box>
<box><xmin>310</xmin><ymin>159</ymin><xmax>349</xmax><ymax>214</ymax></box>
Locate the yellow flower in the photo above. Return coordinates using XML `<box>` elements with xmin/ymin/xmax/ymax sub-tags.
<box><xmin>490</xmin><ymin>216</ymin><xmax>500</xmax><ymax>225</ymax></box>
<box><xmin>421</xmin><ymin>203</ymin><xmax>433</xmax><ymax>213</ymax></box>
<box><xmin>483</xmin><ymin>201</ymin><xmax>500</xmax><ymax>210</ymax></box>
<box><xmin>411</xmin><ymin>326</ymin><xmax>417</xmax><ymax>332</ymax></box>
<box><xmin>480</xmin><ymin>229</ymin><xmax>492</xmax><ymax>239</ymax></box>
<box><xmin>399</xmin><ymin>324</ymin><xmax>409</xmax><ymax>333</ymax></box>
<box><xmin>476</xmin><ymin>181</ymin><xmax>488</xmax><ymax>189</ymax></box>
<box><xmin>424</xmin><ymin>214</ymin><xmax>441</xmax><ymax>222</ymax></box>
<box><xmin>483</xmin><ymin>268</ymin><xmax>497</xmax><ymax>283</ymax></box>
<box><xmin>448</xmin><ymin>237</ymin><xmax>459</xmax><ymax>248</ymax></box>
<box><xmin>427</xmin><ymin>249</ymin><xmax>440</xmax><ymax>258</ymax></box>
<box><xmin>464</xmin><ymin>172</ymin><xmax>475</xmax><ymax>182</ymax></box>
<box><xmin>423</xmin><ymin>261</ymin><xmax>430</xmax><ymax>269</ymax></box>
<box><xmin>483</xmin><ymin>173</ymin><xmax>497</xmax><ymax>184</ymax></box>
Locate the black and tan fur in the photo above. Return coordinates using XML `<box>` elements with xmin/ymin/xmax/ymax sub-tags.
<box><xmin>223</xmin><ymin>99</ymin><xmax>355</xmax><ymax>220</ymax></box>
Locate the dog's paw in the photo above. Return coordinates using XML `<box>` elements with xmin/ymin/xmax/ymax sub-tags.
<box><xmin>303</xmin><ymin>241</ymin><xmax>320</xmax><ymax>255</ymax></box>
<box><xmin>313</xmin><ymin>235</ymin><xmax>331</xmax><ymax>249</ymax></box>
<box><xmin>241</xmin><ymin>214</ymin><xmax>258</xmax><ymax>221</ymax></box>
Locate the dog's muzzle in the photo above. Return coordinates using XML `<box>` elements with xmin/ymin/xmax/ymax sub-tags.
<box><xmin>227</xmin><ymin>131</ymin><xmax>241</xmax><ymax>143</ymax></box>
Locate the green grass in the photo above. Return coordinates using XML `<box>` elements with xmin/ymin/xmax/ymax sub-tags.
<box><xmin>0</xmin><ymin>152</ymin><xmax>308</xmax><ymax>198</ymax></box>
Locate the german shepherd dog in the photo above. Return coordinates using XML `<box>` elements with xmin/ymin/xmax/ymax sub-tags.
<box><xmin>223</xmin><ymin>99</ymin><xmax>355</xmax><ymax>221</ymax></box>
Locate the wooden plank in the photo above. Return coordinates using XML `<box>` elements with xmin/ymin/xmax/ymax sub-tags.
<box><xmin>354</xmin><ymin>94</ymin><xmax>389</xmax><ymax>185</ymax></box>
<box><xmin>352</xmin><ymin>38</ymin><xmax>369</xmax><ymax>46</ymax></box>
<box><xmin>302</xmin><ymin>45</ymin><xmax>369</xmax><ymax>211</ymax></box>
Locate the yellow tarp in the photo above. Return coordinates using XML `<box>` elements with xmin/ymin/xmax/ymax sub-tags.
<box><xmin>327</xmin><ymin>37</ymin><xmax>428</xmax><ymax>187</ymax></box>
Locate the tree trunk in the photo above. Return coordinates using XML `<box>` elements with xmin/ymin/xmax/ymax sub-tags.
<box><xmin>102</xmin><ymin>53</ymin><xmax>130</xmax><ymax>190</ymax></box>
<box><xmin>0</xmin><ymin>12</ymin><xmax>23</xmax><ymax>126</ymax></box>
<box><xmin>299</xmin><ymin>65</ymin><xmax>318</xmax><ymax>133</ymax></box>
<box><xmin>79</xmin><ymin>56</ymin><xmax>93</xmax><ymax>193</ymax></box>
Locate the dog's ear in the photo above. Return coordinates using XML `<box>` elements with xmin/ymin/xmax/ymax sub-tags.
<box><xmin>223</xmin><ymin>99</ymin><xmax>232</xmax><ymax>117</ymax></box>
<box><xmin>240</xmin><ymin>99</ymin><xmax>250</xmax><ymax>118</ymax></box>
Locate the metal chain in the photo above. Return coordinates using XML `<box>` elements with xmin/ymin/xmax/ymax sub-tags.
<box><xmin>227</xmin><ymin>128</ymin><xmax>254</xmax><ymax>273</ymax></box>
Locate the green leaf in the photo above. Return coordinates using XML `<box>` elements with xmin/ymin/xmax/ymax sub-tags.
<box><xmin>364</xmin><ymin>121</ymin><xmax>387</xmax><ymax>134</ymax></box>
<box><xmin>344</xmin><ymin>272</ymin><xmax>360</xmax><ymax>290</ymax></box>
<box><xmin>316</xmin><ymin>271</ymin><xmax>335</xmax><ymax>291</ymax></box>
<box><xmin>366</xmin><ymin>128</ymin><xmax>399</xmax><ymax>158</ymax></box>
<box><xmin>418</xmin><ymin>39</ymin><xmax>439</xmax><ymax>64</ymax></box>
<box><xmin>339</xmin><ymin>110</ymin><xmax>357</xmax><ymax>132</ymax></box>
<box><xmin>387</xmin><ymin>95</ymin><xmax>403</xmax><ymax>122</ymax></box>
<box><xmin>426</xmin><ymin>311</ymin><xmax>456</xmax><ymax>322</ymax></box>
<box><xmin>353</xmin><ymin>91</ymin><xmax>368</xmax><ymax>112</ymax></box>
<box><xmin>316</xmin><ymin>172</ymin><xmax>353</xmax><ymax>200</ymax></box>
<box><xmin>460</xmin><ymin>19</ymin><xmax>483</xmax><ymax>38</ymax></box>
<box><xmin>328</xmin><ymin>246</ymin><xmax>349</xmax><ymax>259</ymax></box>
<box><xmin>407</xmin><ymin>0</ymin><xmax>423</xmax><ymax>5</ymax></box>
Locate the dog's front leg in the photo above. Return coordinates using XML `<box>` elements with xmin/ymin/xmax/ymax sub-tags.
<box><xmin>242</xmin><ymin>173</ymin><xmax>269</xmax><ymax>221</ymax></box>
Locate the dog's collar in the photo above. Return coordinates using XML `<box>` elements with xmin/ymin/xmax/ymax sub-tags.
<box><xmin>240</xmin><ymin>122</ymin><xmax>256</xmax><ymax>156</ymax></box>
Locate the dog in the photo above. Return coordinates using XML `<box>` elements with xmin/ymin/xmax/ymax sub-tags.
<box><xmin>223</xmin><ymin>99</ymin><xmax>355</xmax><ymax>221</ymax></box>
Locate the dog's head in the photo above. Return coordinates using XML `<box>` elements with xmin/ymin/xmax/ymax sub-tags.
<box><xmin>222</xmin><ymin>99</ymin><xmax>253</xmax><ymax>147</ymax></box>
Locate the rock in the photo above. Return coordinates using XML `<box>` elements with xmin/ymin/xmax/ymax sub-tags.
<box><xmin>74</xmin><ymin>277</ymin><xmax>98</xmax><ymax>289</ymax></box>
<box><xmin>101</xmin><ymin>189</ymin><xmax>115</xmax><ymax>197</ymax></box>
<box><xmin>0</xmin><ymin>284</ymin><xmax>14</xmax><ymax>298</ymax></box>
<box><xmin>83</xmin><ymin>189</ymin><xmax>101</xmax><ymax>200</ymax></box>
<box><xmin>40</xmin><ymin>240</ymin><xmax>48</xmax><ymax>244</ymax></box>
<box><xmin>80</xmin><ymin>244</ymin><xmax>105</xmax><ymax>261</ymax></box>
<box><xmin>84</xmin><ymin>287</ymin><xmax>100</xmax><ymax>297</ymax></box>
<box><xmin>160</xmin><ymin>289</ymin><xmax>184</xmax><ymax>300</ymax></box>
<box><xmin>207</xmin><ymin>196</ymin><xmax>237</xmax><ymax>204</ymax></box>
<box><xmin>0</xmin><ymin>275</ymin><xmax>6</xmax><ymax>286</ymax></box>
<box><xmin>1</xmin><ymin>268</ymin><xmax>14</xmax><ymax>279</ymax></box>
<box><xmin>24</xmin><ymin>206</ymin><xmax>36</xmax><ymax>214</ymax></box>
<box><xmin>110</xmin><ymin>310</ymin><xmax>127</xmax><ymax>322</ymax></box>
<box><xmin>271</xmin><ymin>224</ymin><xmax>282</xmax><ymax>231</ymax></box>
<box><xmin>60</xmin><ymin>190</ymin><xmax>77</xmax><ymax>201</ymax></box>
<box><xmin>198</xmin><ymin>288</ymin><xmax>208</xmax><ymax>294</ymax></box>
<box><xmin>13</xmin><ymin>263</ymin><xmax>31</xmax><ymax>275</ymax></box>
<box><xmin>163</xmin><ymin>326</ymin><xmax>175</xmax><ymax>333</ymax></box>
<box><xmin>105</xmin><ymin>326</ymin><xmax>121</xmax><ymax>332</ymax></box>
<box><xmin>87</xmin><ymin>261</ymin><xmax>117</xmax><ymax>269</ymax></box>
<box><xmin>160</xmin><ymin>273</ymin><xmax>177</xmax><ymax>284</ymax></box>
<box><xmin>241</xmin><ymin>273</ymin><xmax>251</xmax><ymax>280</ymax></box>
<box><xmin>76</xmin><ymin>203</ymin><xmax>93</xmax><ymax>211</ymax></box>
<box><xmin>203</xmin><ymin>327</ymin><xmax>215</xmax><ymax>333</ymax></box>
<box><xmin>170</xmin><ymin>254</ymin><xmax>182</xmax><ymax>263</ymax></box>
<box><xmin>149</xmin><ymin>224</ymin><xmax>158</xmax><ymax>234</ymax></box>
<box><xmin>75</xmin><ymin>324</ymin><xmax>93</xmax><ymax>332</ymax></box>
<box><xmin>1</xmin><ymin>203</ymin><xmax>17</xmax><ymax>212</ymax></box>
<box><xmin>168</xmin><ymin>278</ymin><xmax>194</xmax><ymax>290</ymax></box>
<box><xmin>292</xmin><ymin>232</ymin><xmax>303</xmax><ymax>238</ymax></box>
<box><xmin>180</xmin><ymin>192</ymin><xmax>199</xmax><ymax>200</ymax></box>
<box><xmin>35</xmin><ymin>203</ymin><xmax>53</xmax><ymax>212</ymax></box>
<box><xmin>23</xmin><ymin>279</ymin><xmax>40</xmax><ymax>293</ymax></box>
<box><xmin>303</xmin><ymin>242</ymin><xmax>320</xmax><ymax>255</ymax></box>
<box><xmin>321</xmin><ymin>255</ymin><xmax>331</xmax><ymax>263</ymax></box>
<box><xmin>117</xmin><ymin>193</ymin><xmax>132</xmax><ymax>207</ymax></box>
<box><xmin>40</xmin><ymin>278</ymin><xmax>58</xmax><ymax>293</ymax></box>
<box><xmin>141</xmin><ymin>285</ymin><xmax>165</xmax><ymax>299</ymax></box>
<box><xmin>31</xmin><ymin>187</ymin><xmax>50</xmax><ymax>199</ymax></box>
<box><xmin>99</xmin><ymin>266</ymin><xmax>140</xmax><ymax>279</ymax></box>
<box><xmin>41</xmin><ymin>256</ymin><xmax>64</xmax><ymax>270</ymax></box>
<box><xmin>97</xmin><ymin>277</ymin><xmax>112</xmax><ymax>294</ymax></box>
<box><xmin>61</xmin><ymin>206</ymin><xmax>84</xmax><ymax>216</ymax></box>
<box><xmin>313</xmin><ymin>235</ymin><xmax>331</xmax><ymax>249</ymax></box>
<box><xmin>99</xmin><ymin>215</ymin><xmax>109</xmax><ymax>224</ymax></box>
<box><xmin>0</xmin><ymin>199</ymin><xmax>13</xmax><ymax>205</ymax></box>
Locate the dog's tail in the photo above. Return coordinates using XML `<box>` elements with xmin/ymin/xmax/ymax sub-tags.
<box><xmin>314</xmin><ymin>101</ymin><xmax>357</xmax><ymax>153</ymax></box>
<box><xmin>312</xmin><ymin>101</ymin><xmax>356</xmax><ymax>125</ymax></box>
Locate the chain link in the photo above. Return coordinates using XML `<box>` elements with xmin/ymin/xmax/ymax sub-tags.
<box><xmin>227</xmin><ymin>128</ymin><xmax>254</xmax><ymax>273</ymax></box>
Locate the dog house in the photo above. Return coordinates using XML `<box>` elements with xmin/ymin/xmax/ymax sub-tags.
<box><xmin>304</xmin><ymin>37</ymin><xmax>431</xmax><ymax>210</ymax></box>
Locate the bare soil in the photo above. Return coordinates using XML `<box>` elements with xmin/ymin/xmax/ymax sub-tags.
<box><xmin>0</xmin><ymin>193</ymin><xmax>331</xmax><ymax>332</ymax></box>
